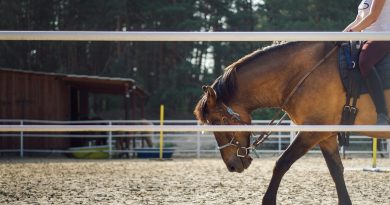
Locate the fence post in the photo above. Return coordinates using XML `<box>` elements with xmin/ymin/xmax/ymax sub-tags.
<box><xmin>108</xmin><ymin>121</ymin><xmax>112</xmax><ymax>159</ymax></box>
<box><xmin>387</xmin><ymin>139</ymin><xmax>390</xmax><ymax>159</ymax></box>
<box><xmin>159</xmin><ymin>105</ymin><xmax>164</xmax><ymax>160</ymax></box>
<box><xmin>278</xmin><ymin>131</ymin><xmax>282</xmax><ymax>153</ymax></box>
<box><xmin>196</xmin><ymin>122</ymin><xmax>201</xmax><ymax>159</ymax></box>
<box><xmin>289</xmin><ymin>122</ymin><xmax>295</xmax><ymax>145</ymax></box>
<box><xmin>20</xmin><ymin>120</ymin><xmax>24</xmax><ymax>158</ymax></box>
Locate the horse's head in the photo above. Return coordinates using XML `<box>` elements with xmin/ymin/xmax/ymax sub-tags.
<box><xmin>194</xmin><ymin>85</ymin><xmax>252</xmax><ymax>173</ymax></box>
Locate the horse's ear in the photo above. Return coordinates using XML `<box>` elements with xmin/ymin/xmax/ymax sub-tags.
<box><xmin>202</xmin><ymin>85</ymin><xmax>207</xmax><ymax>92</ymax></box>
<box><xmin>203</xmin><ymin>85</ymin><xmax>217</xmax><ymax>108</ymax></box>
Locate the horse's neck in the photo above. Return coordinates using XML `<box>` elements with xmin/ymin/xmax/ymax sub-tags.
<box><xmin>232</xmin><ymin>42</ymin><xmax>331</xmax><ymax>112</ymax></box>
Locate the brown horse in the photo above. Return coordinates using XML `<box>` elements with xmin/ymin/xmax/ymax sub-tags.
<box><xmin>194</xmin><ymin>41</ymin><xmax>390</xmax><ymax>205</ymax></box>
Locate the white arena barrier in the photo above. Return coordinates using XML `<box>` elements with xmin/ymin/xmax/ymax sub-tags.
<box><xmin>0</xmin><ymin>31</ymin><xmax>389</xmax><ymax>41</ymax></box>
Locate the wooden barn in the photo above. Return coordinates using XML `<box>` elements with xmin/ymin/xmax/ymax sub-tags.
<box><xmin>0</xmin><ymin>68</ymin><xmax>148</xmax><ymax>151</ymax></box>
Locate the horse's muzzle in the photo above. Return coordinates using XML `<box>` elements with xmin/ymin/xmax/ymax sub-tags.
<box><xmin>227</xmin><ymin>156</ymin><xmax>252</xmax><ymax>173</ymax></box>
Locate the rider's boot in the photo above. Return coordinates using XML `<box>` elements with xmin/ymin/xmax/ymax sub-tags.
<box><xmin>364</xmin><ymin>68</ymin><xmax>390</xmax><ymax>125</ymax></box>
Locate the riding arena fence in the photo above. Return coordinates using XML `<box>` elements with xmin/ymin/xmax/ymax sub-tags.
<box><xmin>0</xmin><ymin>31</ymin><xmax>390</xmax><ymax>41</ymax></box>
<box><xmin>0</xmin><ymin>119</ymin><xmax>389</xmax><ymax>159</ymax></box>
<box><xmin>1</xmin><ymin>31</ymin><xmax>390</xmax><ymax>158</ymax></box>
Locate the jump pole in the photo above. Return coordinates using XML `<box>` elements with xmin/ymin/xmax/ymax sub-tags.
<box><xmin>159</xmin><ymin>105</ymin><xmax>164</xmax><ymax>160</ymax></box>
<box><xmin>363</xmin><ymin>137</ymin><xmax>390</xmax><ymax>172</ymax></box>
<box><xmin>372</xmin><ymin>138</ymin><xmax>378</xmax><ymax>168</ymax></box>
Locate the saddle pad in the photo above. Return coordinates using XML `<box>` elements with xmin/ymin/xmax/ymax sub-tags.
<box><xmin>339</xmin><ymin>46</ymin><xmax>390</xmax><ymax>94</ymax></box>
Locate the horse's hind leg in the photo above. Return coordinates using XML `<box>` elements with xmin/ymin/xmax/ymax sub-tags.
<box><xmin>262</xmin><ymin>132</ymin><xmax>329</xmax><ymax>205</ymax></box>
<box><xmin>319</xmin><ymin>136</ymin><xmax>352</xmax><ymax>205</ymax></box>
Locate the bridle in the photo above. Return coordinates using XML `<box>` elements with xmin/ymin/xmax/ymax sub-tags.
<box><xmin>213</xmin><ymin>103</ymin><xmax>288</xmax><ymax>158</ymax></box>
<box><xmin>212</xmin><ymin>104</ymin><xmax>253</xmax><ymax>158</ymax></box>
<box><xmin>217</xmin><ymin>135</ymin><xmax>252</xmax><ymax>158</ymax></box>
<box><xmin>212</xmin><ymin>45</ymin><xmax>338</xmax><ymax>158</ymax></box>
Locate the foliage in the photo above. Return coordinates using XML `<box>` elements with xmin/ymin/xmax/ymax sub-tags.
<box><xmin>258</xmin><ymin>0</ymin><xmax>358</xmax><ymax>31</ymax></box>
<box><xmin>0</xmin><ymin>0</ymin><xmax>358</xmax><ymax>119</ymax></box>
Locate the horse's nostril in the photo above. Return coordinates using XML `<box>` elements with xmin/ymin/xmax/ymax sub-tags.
<box><xmin>229</xmin><ymin>166</ymin><xmax>235</xmax><ymax>172</ymax></box>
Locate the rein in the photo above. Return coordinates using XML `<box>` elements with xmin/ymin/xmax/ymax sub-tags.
<box><xmin>251</xmin><ymin>45</ymin><xmax>338</xmax><ymax>149</ymax></box>
<box><xmin>217</xmin><ymin>45</ymin><xmax>338</xmax><ymax>157</ymax></box>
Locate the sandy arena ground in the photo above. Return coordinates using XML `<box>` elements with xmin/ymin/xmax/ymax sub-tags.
<box><xmin>1</xmin><ymin>156</ymin><xmax>390</xmax><ymax>204</ymax></box>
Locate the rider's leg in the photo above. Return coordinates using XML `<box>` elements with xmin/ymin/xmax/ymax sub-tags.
<box><xmin>364</xmin><ymin>68</ymin><xmax>389</xmax><ymax>124</ymax></box>
<box><xmin>360</xmin><ymin>41</ymin><xmax>390</xmax><ymax>125</ymax></box>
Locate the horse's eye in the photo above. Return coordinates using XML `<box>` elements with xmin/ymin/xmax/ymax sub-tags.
<box><xmin>221</xmin><ymin>117</ymin><xmax>228</xmax><ymax>124</ymax></box>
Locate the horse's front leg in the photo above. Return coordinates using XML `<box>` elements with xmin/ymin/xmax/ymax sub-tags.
<box><xmin>262</xmin><ymin>132</ymin><xmax>329</xmax><ymax>205</ymax></box>
<box><xmin>319</xmin><ymin>136</ymin><xmax>351</xmax><ymax>205</ymax></box>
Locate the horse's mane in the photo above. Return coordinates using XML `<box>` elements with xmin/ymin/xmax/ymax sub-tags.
<box><xmin>194</xmin><ymin>41</ymin><xmax>299</xmax><ymax>123</ymax></box>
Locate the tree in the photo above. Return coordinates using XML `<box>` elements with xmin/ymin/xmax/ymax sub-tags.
<box><xmin>0</xmin><ymin>0</ymin><xmax>359</xmax><ymax>119</ymax></box>
<box><xmin>258</xmin><ymin>0</ymin><xmax>358</xmax><ymax>31</ymax></box>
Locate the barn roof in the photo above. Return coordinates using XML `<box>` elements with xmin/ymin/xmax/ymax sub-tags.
<box><xmin>0</xmin><ymin>68</ymin><xmax>148</xmax><ymax>97</ymax></box>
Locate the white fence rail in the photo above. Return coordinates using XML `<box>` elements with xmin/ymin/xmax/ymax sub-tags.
<box><xmin>2</xmin><ymin>124</ymin><xmax>390</xmax><ymax>132</ymax></box>
<box><xmin>0</xmin><ymin>120</ymin><xmax>388</xmax><ymax>158</ymax></box>
<box><xmin>0</xmin><ymin>31</ymin><xmax>390</xmax><ymax>41</ymax></box>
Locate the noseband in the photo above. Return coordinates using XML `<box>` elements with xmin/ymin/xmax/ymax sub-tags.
<box><xmin>217</xmin><ymin>133</ymin><xmax>252</xmax><ymax>158</ymax></box>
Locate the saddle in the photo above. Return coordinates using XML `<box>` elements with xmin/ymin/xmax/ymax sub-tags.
<box><xmin>338</xmin><ymin>42</ymin><xmax>390</xmax><ymax>146</ymax></box>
